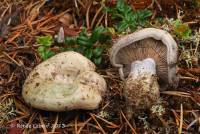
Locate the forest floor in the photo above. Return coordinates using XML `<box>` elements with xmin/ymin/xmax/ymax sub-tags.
<box><xmin>0</xmin><ymin>0</ymin><xmax>200</xmax><ymax>134</ymax></box>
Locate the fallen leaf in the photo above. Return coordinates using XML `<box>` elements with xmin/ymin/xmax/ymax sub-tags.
<box><xmin>63</xmin><ymin>27</ymin><xmax>80</xmax><ymax>36</ymax></box>
<box><xmin>59</xmin><ymin>13</ymin><xmax>73</xmax><ymax>26</ymax></box>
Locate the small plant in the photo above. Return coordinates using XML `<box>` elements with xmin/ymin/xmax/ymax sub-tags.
<box><xmin>179</xmin><ymin>46</ymin><xmax>199</xmax><ymax>68</ymax></box>
<box><xmin>0</xmin><ymin>98</ymin><xmax>16</xmax><ymax>125</ymax></box>
<box><xmin>36</xmin><ymin>35</ymin><xmax>55</xmax><ymax>60</ymax></box>
<box><xmin>97</xmin><ymin>110</ymin><xmax>110</xmax><ymax>119</ymax></box>
<box><xmin>172</xmin><ymin>19</ymin><xmax>192</xmax><ymax>40</ymax></box>
<box><xmin>178</xmin><ymin>30</ymin><xmax>199</xmax><ymax>68</ymax></box>
<box><xmin>65</xmin><ymin>26</ymin><xmax>111</xmax><ymax>65</ymax></box>
<box><xmin>151</xmin><ymin>103</ymin><xmax>165</xmax><ymax>117</ymax></box>
<box><xmin>106</xmin><ymin>0</ymin><xmax>152</xmax><ymax>33</ymax></box>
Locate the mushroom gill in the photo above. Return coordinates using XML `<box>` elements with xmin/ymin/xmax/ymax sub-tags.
<box><xmin>116</xmin><ymin>38</ymin><xmax>168</xmax><ymax>87</ymax></box>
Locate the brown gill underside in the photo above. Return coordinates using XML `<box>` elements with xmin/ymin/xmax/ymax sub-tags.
<box><xmin>116</xmin><ymin>38</ymin><xmax>168</xmax><ymax>85</ymax></box>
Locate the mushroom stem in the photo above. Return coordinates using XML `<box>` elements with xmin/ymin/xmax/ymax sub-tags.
<box><xmin>129</xmin><ymin>58</ymin><xmax>156</xmax><ymax>79</ymax></box>
<box><xmin>124</xmin><ymin>58</ymin><xmax>160</xmax><ymax>119</ymax></box>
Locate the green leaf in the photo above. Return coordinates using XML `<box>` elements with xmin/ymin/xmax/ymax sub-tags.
<box><xmin>106</xmin><ymin>0</ymin><xmax>152</xmax><ymax>33</ymax></box>
<box><xmin>65</xmin><ymin>37</ymin><xmax>76</xmax><ymax>46</ymax></box>
<box><xmin>66</xmin><ymin>48</ymin><xmax>74</xmax><ymax>51</ymax></box>
<box><xmin>38</xmin><ymin>48</ymin><xmax>55</xmax><ymax>60</ymax></box>
<box><xmin>123</xmin><ymin>4</ymin><xmax>132</xmax><ymax>14</ymax></box>
<box><xmin>90</xmin><ymin>26</ymin><xmax>106</xmax><ymax>43</ymax></box>
<box><xmin>84</xmin><ymin>49</ymin><xmax>93</xmax><ymax>59</ymax></box>
<box><xmin>115</xmin><ymin>21</ymin><xmax>129</xmax><ymax>33</ymax></box>
<box><xmin>141</xmin><ymin>10</ymin><xmax>153</xmax><ymax>18</ymax></box>
<box><xmin>77</xmin><ymin>36</ymin><xmax>91</xmax><ymax>46</ymax></box>
<box><xmin>134</xmin><ymin>10</ymin><xmax>152</xmax><ymax>26</ymax></box>
<box><xmin>94</xmin><ymin>57</ymin><xmax>102</xmax><ymax>65</ymax></box>
<box><xmin>156</xmin><ymin>17</ymin><xmax>164</xmax><ymax>24</ymax></box>
<box><xmin>93</xmin><ymin>47</ymin><xmax>104</xmax><ymax>57</ymax></box>
<box><xmin>74</xmin><ymin>47</ymin><xmax>84</xmax><ymax>53</ymax></box>
<box><xmin>36</xmin><ymin>36</ymin><xmax>53</xmax><ymax>47</ymax></box>
<box><xmin>173</xmin><ymin>19</ymin><xmax>192</xmax><ymax>40</ymax></box>
<box><xmin>104</xmin><ymin>7</ymin><xmax>114</xmax><ymax>13</ymax></box>
<box><xmin>173</xmin><ymin>19</ymin><xmax>181</xmax><ymax>27</ymax></box>
<box><xmin>58</xmin><ymin>26</ymin><xmax>110</xmax><ymax>65</ymax></box>
<box><xmin>44</xmin><ymin>50</ymin><xmax>55</xmax><ymax>59</ymax></box>
<box><xmin>129</xmin><ymin>23</ymin><xmax>137</xmax><ymax>31</ymax></box>
<box><xmin>59</xmin><ymin>47</ymin><xmax>69</xmax><ymax>52</ymax></box>
<box><xmin>116</xmin><ymin>0</ymin><xmax>126</xmax><ymax>13</ymax></box>
<box><xmin>99</xmin><ymin>34</ymin><xmax>111</xmax><ymax>43</ymax></box>
<box><xmin>79</xmin><ymin>28</ymin><xmax>88</xmax><ymax>37</ymax></box>
<box><xmin>38</xmin><ymin>46</ymin><xmax>45</xmax><ymax>52</ymax></box>
<box><xmin>76</xmin><ymin>29</ymin><xmax>91</xmax><ymax>46</ymax></box>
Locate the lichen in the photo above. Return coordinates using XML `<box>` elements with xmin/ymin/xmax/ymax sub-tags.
<box><xmin>151</xmin><ymin>99</ymin><xmax>165</xmax><ymax>116</ymax></box>
<box><xmin>0</xmin><ymin>98</ymin><xmax>16</xmax><ymax>125</ymax></box>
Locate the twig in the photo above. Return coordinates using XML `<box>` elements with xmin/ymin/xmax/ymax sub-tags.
<box><xmin>77</xmin><ymin>117</ymin><xmax>92</xmax><ymax>134</ymax></box>
<box><xmin>91</xmin><ymin>6</ymin><xmax>103</xmax><ymax>28</ymax></box>
<box><xmin>11</xmin><ymin>15</ymin><xmax>49</xmax><ymax>30</ymax></box>
<box><xmin>51</xmin><ymin>113</ymin><xmax>59</xmax><ymax>133</ymax></box>
<box><xmin>154</xmin><ymin>0</ymin><xmax>162</xmax><ymax>11</ymax></box>
<box><xmin>0</xmin><ymin>92</ymin><xmax>16</xmax><ymax>102</ymax></box>
<box><xmin>188</xmin><ymin>67</ymin><xmax>200</xmax><ymax>74</ymax></box>
<box><xmin>175</xmin><ymin>110</ymin><xmax>199</xmax><ymax>113</ymax></box>
<box><xmin>0</xmin><ymin>4</ymin><xmax>10</xmax><ymax>18</ymax></box>
<box><xmin>74</xmin><ymin>0</ymin><xmax>80</xmax><ymax>17</ymax></box>
<box><xmin>101</xmin><ymin>101</ymin><xmax>110</xmax><ymax>110</ymax></box>
<box><xmin>37</xmin><ymin>9</ymin><xmax>71</xmax><ymax>28</ymax></box>
<box><xmin>27</xmin><ymin>18</ymin><xmax>34</xmax><ymax>32</ymax></box>
<box><xmin>90</xmin><ymin>113</ymin><xmax>106</xmax><ymax>134</ymax></box>
<box><xmin>114</xmin><ymin>125</ymin><xmax>124</xmax><ymax>134</ymax></box>
<box><xmin>86</xmin><ymin>3</ymin><xmax>92</xmax><ymax>29</ymax></box>
<box><xmin>105</xmin><ymin>11</ymin><xmax>107</xmax><ymax>27</ymax></box>
<box><xmin>178</xmin><ymin>67</ymin><xmax>196</xmax><ymax>77</ymax></box>
<box><xmin>39</xmin><ymin>114</ymin><xmax>47</xmax><ymax>133</ymax></box>
<box><xmin>147</xmin><ymin>0</ymin><xmax>162</xmax><ymax>11</ymax></box>
<box><xmin>2</xmin><ymin>51</ymin><xmax>21</xmax><ymax>66</ymax></box>
<box><xmin>7</xmin><ymin>72</ymin><xmax>14</xmax><ymax>83</ymax></box>
<box><xmin>120</xmin><ymin>110</ymin><xmax>137</xmax><ymax>134</ymax></box>
<box><xmin>72</xmin><ymin>12</ymin><xmax>77</xmax><ymax>27</ymax></box>
<box><xmin>77</xmin><ymin>0</ymin><xmax>86</xmax><ymax>9</ymax></box>
<box><xmin>24</xmin><ymin>112</ymin><xmax>38</xmax><ymax>133</ymax></box>
<box><xmin>171</xmin><ymin>109</ymin><xmax>188</xmax><ymax>129</ymax></box>
<box><xmin>6</xmin><ymin>31</ymin><xmax>21</xmax><ymax>44</ymax></box>
<box><xmin>96</xmin><ymin>13</ymin><xmax>105</xmax><ymax>27</ymax></box>
<box><xmin>178</xmin><ymin>104</ymin><xmax>183</xmax><ymax>134</ymax></box>
<box><xmin>75</xmin><ymin>115</ymin><xmax>78</xmax><ymax>134</ymax></box>
<box><xmin>187</xmin><ymin>118</ymin><xmax>199</xmax><ymax>130</ymax></box>
<box><xmin>179</xmin><ymin>76</ymin><xmax>199</xmax><ymax>82</ymax></box>
<box><xmin>161</xmin><ymin>91</ymin><xmax>191</xmax><ymax>98</ymax></box>
<box><xmin>93</xmin><ymin>114</ymin><xmax>119</xmax><ymax>128</ymax></box>
<box><xmin>7</xmin><ymin>115</ymin><xmax>29</xmax><ymax>124</ymax></box>
<box><xmin>84</xmin><ymin>122</ymin><xmax>106</xmax><ymax>133</ymax></box>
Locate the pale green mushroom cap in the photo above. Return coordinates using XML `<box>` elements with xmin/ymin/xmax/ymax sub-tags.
<box><xmin>22</xmin><ymin>51</ymin><xmax>106</xmax><ymax>111</ymax></box>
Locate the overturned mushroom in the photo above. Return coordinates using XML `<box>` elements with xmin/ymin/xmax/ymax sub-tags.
<box><xmin>22</xmin><ymin>51</ymin><xmax>106</xmax><ymax>111</ymax></box>
<box><xmin>110</xmin><ymin>28</ymin><xmax>179</xmax><ymax>118</ymax></box>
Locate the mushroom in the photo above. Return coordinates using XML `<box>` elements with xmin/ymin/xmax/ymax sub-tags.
<box><xmin>22</xmin><ymin>51</ymin><xmax>106</xmax><ymax>111</ymax></box>
<box><xmin>110</xmin><ymin>28</ymin><xmax>179</xmax><ymax>118</ymax></box>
